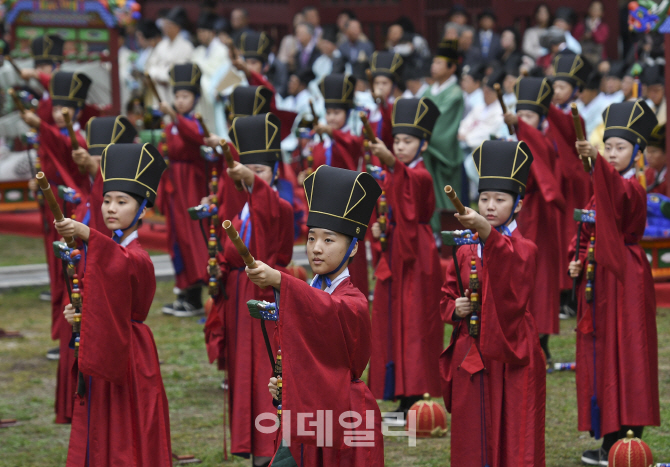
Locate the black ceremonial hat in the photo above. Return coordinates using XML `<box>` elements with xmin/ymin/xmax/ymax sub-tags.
<box><xmin>229</xmin><ymin>113</ymin><xmax>281</xmax><ymax>166</ymax></box>
<box><xmin>606</xmin><ymin>60</ymin><xmax>626</xmax><ymax>79</ymax></box>
<box><xmin>436</xmin><ymin>40</ymin><xmax>459</xmax><ymax>63</ymax></box>
<box><xmin>473</xmin><ymin>140</ymin><xmax>534</xmax><ymax>198</ymax></box>
<box><xmin>170</xmin><ymin>63</ymin><xmax>201</xmax><ymax>95</ymax></box>
<box><xmin>514</xmin><ymin>77</ymin><xmax>553</xmax><ymax>116</ymax></box>
<box><xmin>320</xmin><ymin>74</ymin><xmax>356</xmax><ymax>110</ymax></box>
<box><xmin>31</xmin><ymin>35</ymin><xmax>64</xmax><ymax>66</ymax></box>
<box><xmin>197</xmin><ymin>12</ymin><xmax>218</xmax><ymax>30</ymax></box>
<box><xmin>641</xmin><ymin>63</ymin><xmax>664</xmax><ymax>86</ymax></box>
<box><xmin>138</xmin><ymin>19</ymin><xmax>161</xmax><ymax>39</ymax></box>
<box><xmin>50</xmin><ymin>71</ymin><xmax>91</xmax><ymax>109</ymax></box>
<box><xmin>101</xmin><ymin>143</ymin><xmax>167</xmax><ymax>207</ymax></box>
<box><xmin>648</xmin><ymin>123</ymin><xmax>666</xmax><ymax>149</ymax></box>
<box><xmin>164</xmin><ymin>6</ymin><xmax>188</xmax><ymax>29</ymax></box>
<box><xmin>229</xmin><ymin>85</ymin><xmax>272</xmax><ymax>119</ymax></box>
<box><xmin>237</xmin><ymin>31</ymin><xmax>272</xmax><ymax>63</ymax></box>
<box><xmin>552</xmin><ymin>53</ymin><xmax>593</xmax><ymax>89</ymax></box>
<box><xmin>369</xmin><ymin>51</ymin><xmax>404</xmax><ymax>82</ymax></box>
<box><xmin>392</xmin><ymin>97</ymin><xmax>440</xmax><ymax>141</ymax></box>
<box><xmin>86</xmin><ymin>116</ymin><xmax>138</xmax><ymax>156</ymax></box>
<box><xmin>303</xmin><ymin>165</ymin><xmax>382</xmax><ymax>239</ymax></box>
<box><xmin>602</xmin><ymin>100</ymin><xmax>658</xmax><ymax>151</ymax></box>
<box><xmin>485</xmin><ymin>67</ymin><xmax>506</xmax><ymax>90</ymax></box>
<box><xmin>462</xmin><ymin>63</ymin><xmax>487</xmax><ymax>82</ymax></box>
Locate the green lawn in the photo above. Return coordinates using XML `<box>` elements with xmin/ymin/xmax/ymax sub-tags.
<box><xmin>0</xmin><ymin>234</ymin><xmax>46</xmax><ymax>266</ymax></box>
<box><xmin>0</xmin><ymin>281</ymin><xmax>669</xmax><ymax>465</ymax></box>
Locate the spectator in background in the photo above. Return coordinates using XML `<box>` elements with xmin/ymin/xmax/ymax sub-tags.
<box><xmin>313</xmin><ymin>25</ymin><xmax>346</xmax><ymax>82</ymax></box>
<box><xmin>553</xmin><ymin>7</ymin><xmax>582</xmax><ymax>54</ymax></box>
<box><xmin>448</xmin><ymin>5</ymin><xmax>470</xmax><ymax>26</ymax></box>
<box><xmin>459</xmin><ymin>26</ymin><xmax>483</xmax><ymax>68</ymax></box>
<box><xmin>574</xmin><ymin>0</ymin><xmax>610</xmax><ymax>63</ymax></box>
<box><xmin>277</xmin><ymin>68</ymin><xmax>315</xmax><ymax>114</ymax></box>
<box><xmin>603</xmin><ymin>60</ymin><xmax>625</xmax><ymax>104</ymax></box>
<box><xmin>192</xmin><ymin>11</ymin><xmax>229</xmax><ymax>129</ymax></box>
<box><xmin>496</xmin><ymin>27</ymin><xmax>523</xmax><ymax>71</ymax></box>
<box><xmin>339</xmin><ymin>19</ymin><xmax>374</xmax><ymax>65</ymax></box>
<box><xmin>294</xmin><ymin>23</ymin><xmax>321</xmax><ymax>75</ymax></box>
<box><xmin>537</xmin><ymin>25</ymin><xmax>568</xmax><ymax>72</ymax></box>
<box><xmin>473</xmin><ymin>10</ymin><xmax>501</xmax><ymax>61</ymax></box>
<box><xmin>146</xmin><ymin>6</ymin><xmax>194</xmax><ymax>106</ymax></box>
<box><xmin>642</xmin><ymin>62</ymin><xmax>666</xmax><ymax>125</ymax></box>
<box><xmin>576</xmin><ymin>71</ymin><xmax>608</xmax><ymax>138</ymax></box>
<box><xmin>443</xmin><ymin>22</ymin><xmax>463</xmax><ymax>40</ymax></box>
<box><xmin>230</xmin><ymin>8</ymin><xmax>252</xmax><ymax>42</ymax></box>
<box><xmin>215</xmin><ymin>17</ymin><xmax>232</xmax><ymax>44</ymax></box>
<box><xmin>134</xmin><ymin>19</ymin><xmax>161</xmax><ymax>74</ymax></box>
<box><xmin>522</xmin><ymin>3</ymin><xmax>551</xmax><ymax>60</ymax></box>
<box><xmin>401</xmin><ymin>66</ymin><xmax>429</xmax><ymax>98</ymax></box>
<box><xmin>303</xmin><ymin>6</ymin><xmax>322</xmax><ymax>40</ymax></box>
<box><xmin>277</xmin><ymin>12</ymin><xmax>305</xmax><ymax>73</ymax></box>
<box><xmin>460</xmin><ymin>63</ymin><xmax>486</xmax><ymax>117</ymax></box>
<box><xmin>336</xmin><ymin>10</ymin><xmax>366</xmax><ymax>45</ymax></box>
<box><xmin>386</xmin><ymin>17</ymin><xmax>432</xmax><ymax>75</ymax></box>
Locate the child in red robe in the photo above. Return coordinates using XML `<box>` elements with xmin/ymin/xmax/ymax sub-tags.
<box><xmin>303</xmin><ymin>73</ymin><xmax>369</xmax><ymax>297</ymax></box>
<box><xmin>570</xmin><ymin>100</ymin><xmax>660</xmax><ymax>465</ymax></box>
<box><xmin>247</xmin><ymin>165</ymin><xmax>384</xmax><ymax>467</ymax></box>
<box><xmin>159</xmin><ymin>62</ymin><xmax>221</xmax><ymax>317</ymax></box>
<box><xmin>366</xmin><ymin>97</ymin><xmax>443</xmax><ymax>416</ymax></box>
<box><xmin>55</xmin><ymin>142</ymin><xmax>171</xmax><ymax>466</ymax></box>
<box><xmin>645</xmin><ymin>123</ymin><xmax>666</xmax><ymax>193</ymax></box>
<box><xmin>368</xmin><ymin>51</ymin><xmax>404</xmax><ymax>149</ymax></box>
<box><xmin>504</xmin><ymin>76</ymin><xmax>566</xmax><ymax>364</ymax></box>
<box><xmin>204</xmin><ymin>113</ymin><xmax>294</xmax><ymax>466</ymax></box>
<box><xmin>547</xmin><ymin>54</ymin><xmax>594</xmax><ymax>313</ymax></box>
<box><xmin>21</xmin><ymin>70</ymin><xmax>92</xmax><ymax>424</ymax></box>
<box><xmin>441</xmin><ymin>140</ymin><xmax>546</xmax><ymax>467</ymax></box>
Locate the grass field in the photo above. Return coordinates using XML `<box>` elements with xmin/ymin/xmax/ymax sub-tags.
<box><xmin>0</xmin><ymin>237</ymin><xmax>668</xmax><ymax>466</ymax></box>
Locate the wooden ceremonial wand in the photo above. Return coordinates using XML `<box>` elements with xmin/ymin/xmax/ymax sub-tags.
<box><xmin>219</xmin><ymin>139</ymin><xmax>244</xmax><ymax>192</ymax></box>
<box><xmin>308</xmin><ymin>99</ymin><xmax>322</xmax><ymax>142</ymax></box>
<box><xmin>62</xmin><ymin>109</ymin><xmax>88</xmax><ymax>174</ymax></box>
<box><xmin>6</xmin><ymin>56</ymin><xmax>23</xmax><ymax>79</ymax></box>
<box><xmin>36</xmin><ymin>172</ymin><xmax>76</xmax><ymax>248</ymax></box>
<box><xmin>444</xmin><ymin>185</ymin><xmax>467</xmax><ymax>298</ymax></box>
<box><xmin>571</xmin><ymin>103</ymin><xmax>592</xmax><ymax>172</ymax></box>
<box><xmin>493</xmin><ymin>83</ymin><xmax>514</xmax><ymax>135</ymax></box>
<box><xmin>222</xmin><ymin>220</ymin><xmax>277</xmax><ymax>375</ymax></box>
<box><xmin>8</xmin><ymin>88</ymin><xmax>25</xmax><ymax>112</ymax></box>
<box><xmin>144</xmin><ymin>72</ymin><xmax>162</xmax><ymax>104</ymax></box>
<box><xmin>359</xmin><ymin>111</ymin><xmax>377</xmax><ymax>143</ymax></box>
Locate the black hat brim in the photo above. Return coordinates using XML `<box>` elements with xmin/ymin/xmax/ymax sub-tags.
<box><xmin>392</xmin><ymin>125</ymin><xmax>431</xmax><ymax>142</ymax></box>
<box><xmin>306</xmin><ymin>211</ymin><xmax>367</xmax><ymax>240</ymax></box>
<box><xmin>103</xmin><ymin>179</ymin><xmax>157</xmax><ymax>207</ymax></box>
<box><xmin>603</xmin><ymin>128</ymin><xmax>647</xmax><ymax>151</ymax></box>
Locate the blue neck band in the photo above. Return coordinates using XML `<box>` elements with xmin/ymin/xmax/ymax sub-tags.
<box><xmin>113</xmin><ymin>199</ymin><xmax>148</xmax><ymax>244</ymax></box>
<box><xmin>312</xmin><ymin>238</ymin><xmax>358</xmax><ymax>289</ymax></box>
<box><xmin>620</xmin><ymin>144</ymin><xmax>640</xmax><ymax>174</ymax></box>
<box><xmin>496</xmin><ymin>194</ymin><xmax>520</xmax><ymax>236</ymax></box>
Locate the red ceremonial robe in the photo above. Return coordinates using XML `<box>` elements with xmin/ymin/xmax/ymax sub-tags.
<box><xmin>368</xmin><ymin>159</ymin><xmax>443</xmax><ymax>399</ymax></box>
<box><xmin>645</xmin><ymin>166</ymin><xmax>667</xmax><ymax>194</ymax></box>
<box><xmin>66</xmin><ymin>230</ymin><xmax>171</xmax><ymax>467</ymax></box>
<box><xmin>204</xmin><ymin>174</ymin><xmax>294</xmax><ymax>457</ymax></box>
<box><xmin>547</xmin><ymin>104</ymin><xmax>592</xmax><ymax>290</ymax></box>
<box><xmin>158</xmin><ymin>114</ymin><xmax>212</xmax><ymax>290</ymax></box>
<box><xmin>310</xmin><ymin>130</ymin><xmax>369</xmax><ymax>297</ymax></box>
<box><xmin>569</xmin><ymin>157</ymin><xmax>660</xmax><ymax>435</ymax></box>
<box><xmin>38</xmin><ymin>121</ymin><xmax>90</xmax><ymax>424</ymax></box>
<box><xmin>516</xmin><ymin>120</ymin><xmax>566</xmax><ymax>335</ymax></box>
<box><xmin>440</xmin><ymin>227</ymin><xmax>546</xmax><ymax>467</ymax></box>
<box><xmin>368</xmin><ymin>99</ymin><xmax>394</xmax><ymax>149</ymax></box>
<box><xmin>272</xmin><ymin>272</ymin><xmax>384</xmax><ymax>467</ymax></box>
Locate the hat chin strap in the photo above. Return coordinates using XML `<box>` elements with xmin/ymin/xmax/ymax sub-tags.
<box><xmin>496</xmin><ymin>194</ymin><xmax>520</xmax><ymax>236</ymax></box>
<box><xmin>113</xmin><ymin>199</ymin><xmax>148</xmax><ymax>244</ymax></box>
<box><xmin>311</xmin><ymin>238</ymin><xmax>358</xmax><ymax>289</ymax></box>
<box><xmin>410</xmin><ymin>139</ymin><xmax>425</xmax><ymax>164</ymax></box>
<box><xmin>620</xmin><ymin>143</ymin><xmax>639</xmax><ymax>175</ymax></box>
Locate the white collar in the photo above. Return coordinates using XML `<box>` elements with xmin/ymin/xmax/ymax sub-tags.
<box><xmin>310</xmin><ymin>267</ymin><xmax>350</xmax><ymax>295</ymax></box>
<box><xmin>120</xmin><ymin>230</ymin><xmax>139</xmax><ymax>247</ymax></box>
<box><xmin>431</xmin><ymin>75</ymin><xmax>457</xmax><ymax>95</ymax></box>
<box><xmin>622</xmin><ymin>168</ymin><xmax>636</xmax><ymax>179</ymax></box>
<box><xmin>408</xmin><ymin>157</ymin><xmax>424</xmax><ymax>169</ymax></box>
